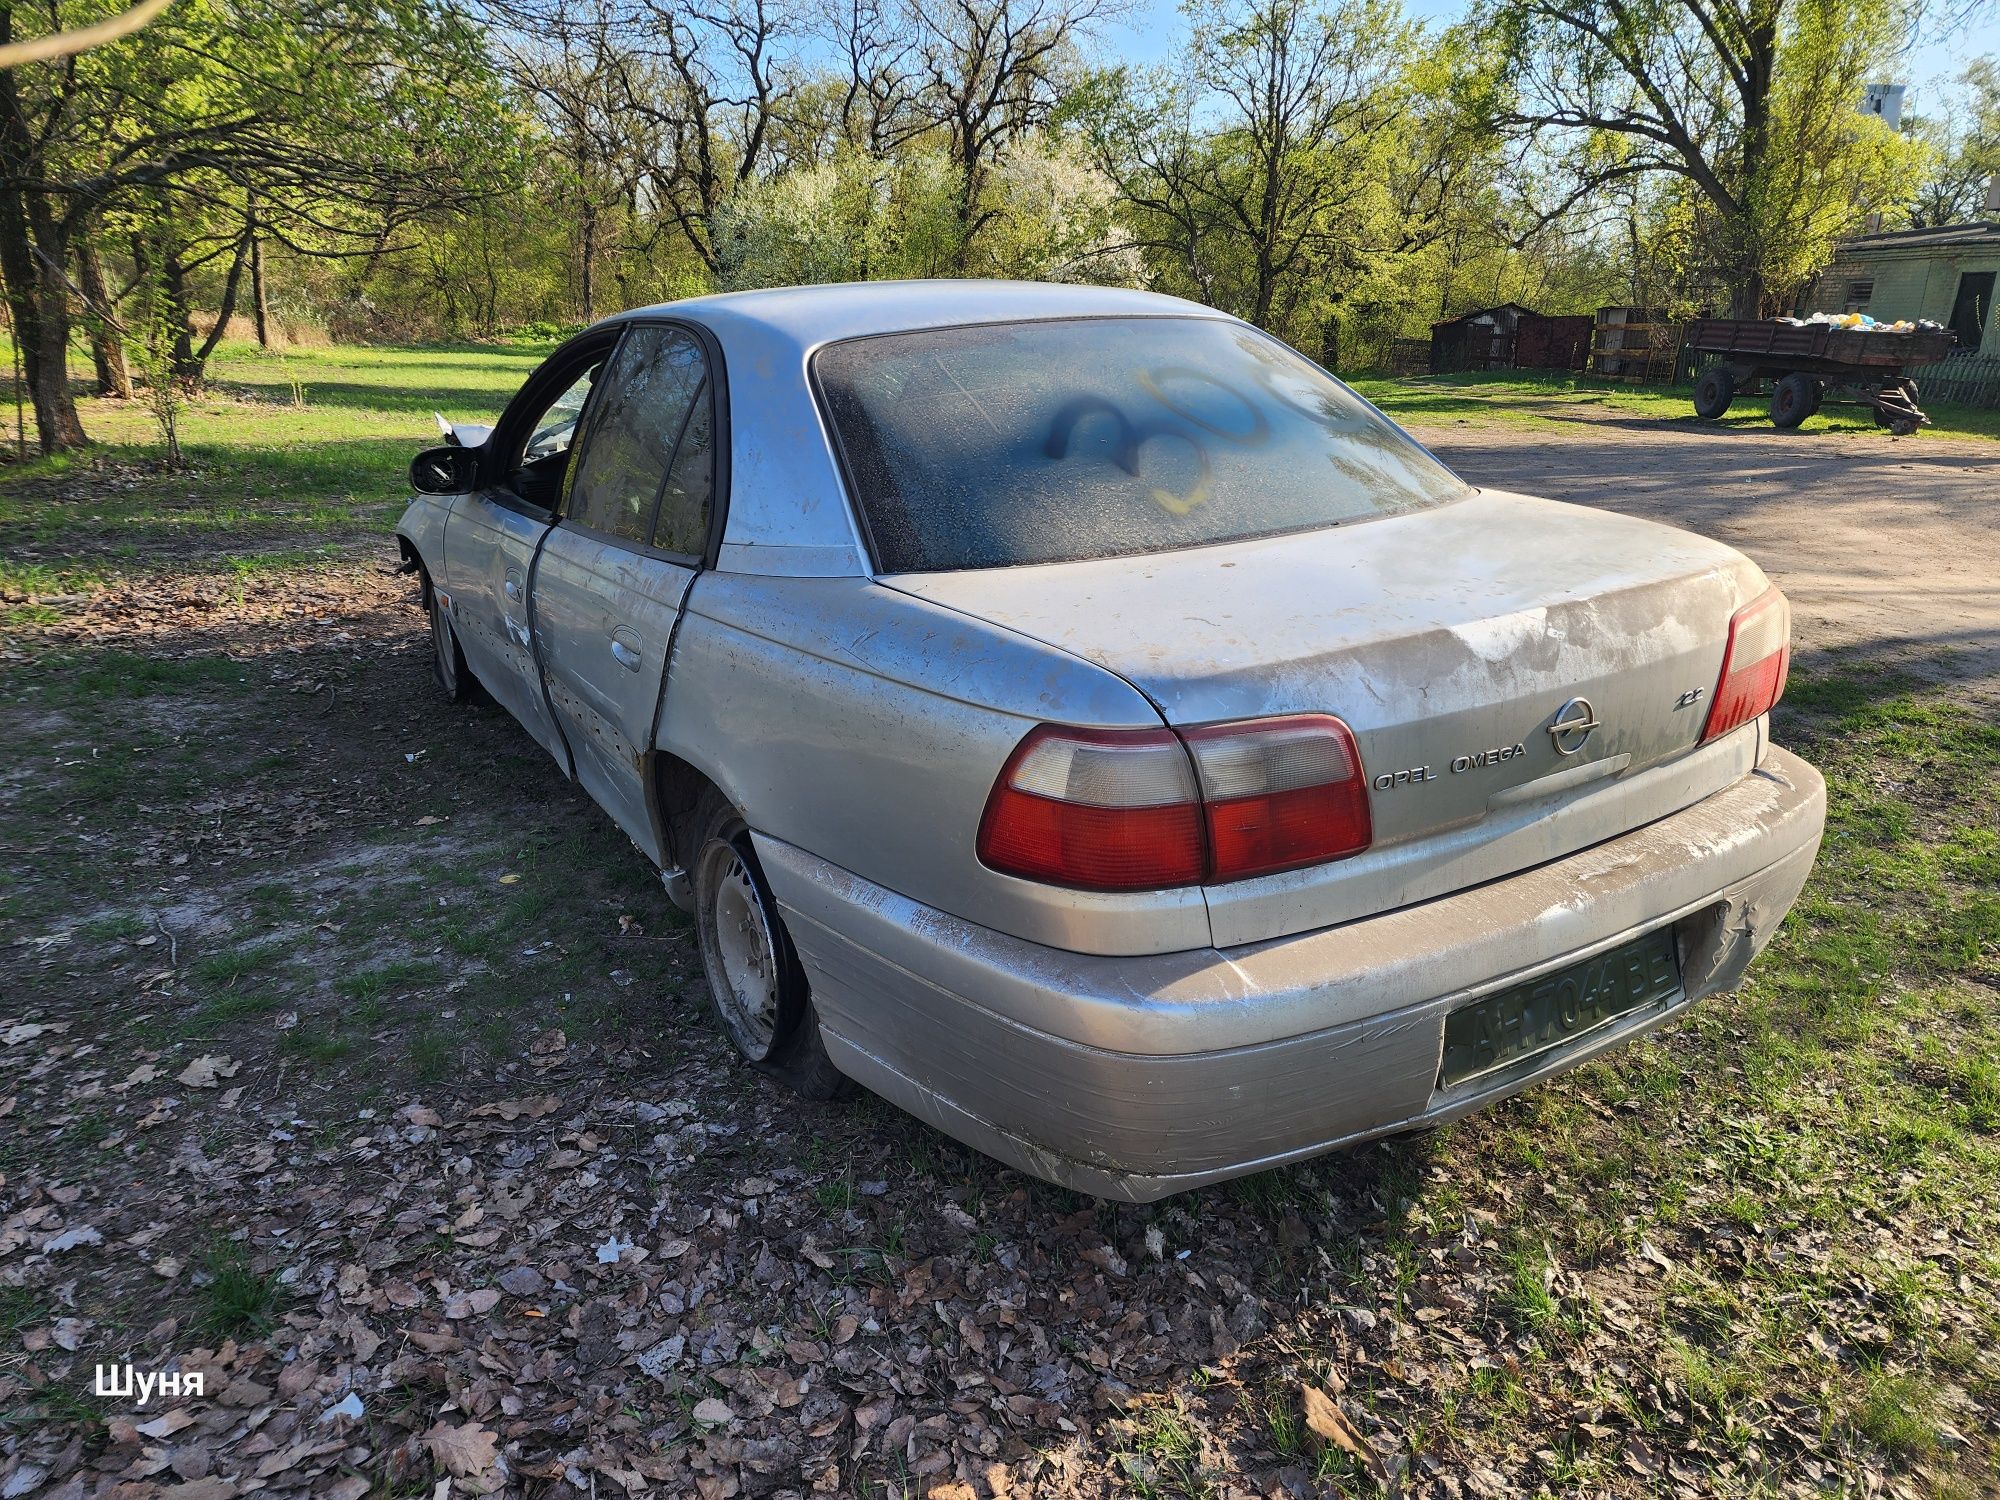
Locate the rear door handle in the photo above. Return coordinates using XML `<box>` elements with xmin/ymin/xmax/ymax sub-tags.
<box><xmin>504</xmin><ymin>578</ymin><xmax>522</xmax><ymax>602</ymax></box>
<box><xmin>610</xmin><ymin>639</ymin><xmax>641</xmax><ymax>671</ymax></box>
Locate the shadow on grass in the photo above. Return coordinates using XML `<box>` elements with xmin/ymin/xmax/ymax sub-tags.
<box><xmin>208</xmin><ymin>379</ymin><xmax>525</xmax><ymax>421</ymax></box>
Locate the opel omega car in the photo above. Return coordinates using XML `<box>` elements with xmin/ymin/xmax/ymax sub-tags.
<box><xmin>396</xmin><ymin>281</ymin><xmax>1825</xmax><ymax>1201</ymax></box>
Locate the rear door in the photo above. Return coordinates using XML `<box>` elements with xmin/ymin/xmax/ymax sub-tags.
<box><xmin>531</xmin><ymin>322</ymin><xmax>719</xmax><ymax>864</ymax></box>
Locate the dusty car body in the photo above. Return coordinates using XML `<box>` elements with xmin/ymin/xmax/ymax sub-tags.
<box><xmin>397</xmin><ymin>281</ymin><xmax>1825</xmax><ymax>1201</ymax></box>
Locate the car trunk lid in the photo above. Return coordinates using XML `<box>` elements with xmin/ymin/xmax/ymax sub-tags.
<box><xmin>886</xmin><ymin>488</ymin><xmax>1772</xmax><ymax>946</ymax></box>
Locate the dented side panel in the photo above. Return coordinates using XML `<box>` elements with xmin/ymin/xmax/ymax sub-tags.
<box><xmin>654</xmin><ymin>571</ymin><xmax>1215</xmax><ymax>956</ymax></box>
<box><xmin>533</xmin><ymin>522</ymin><xmax>694</xmax><ymax>864</ymax></box>
<box><xmin>395</xmin><ymin>494</ymin><xmax>454</xmax><ymax>590</ymax></box>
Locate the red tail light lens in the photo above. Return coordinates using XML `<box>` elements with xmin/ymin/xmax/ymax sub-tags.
<box><xmin>1702</xmin><ymin>586</ymin><xmax>1791</xmax><ymax>742</ymax></box>
<box><xmin>977</xmin><ymin>726</ymin><xmax>1206</xmax><ymax>891</ymax></box>
<box><xmin>977</xmin><ymin>715</ymin><xmax>1372</xmax><ymax>891</ymax></box>
<box><xmin>1183</xmin><ymin>714</ymin><xmax>1372</xmax><ymax>880</ymax></box>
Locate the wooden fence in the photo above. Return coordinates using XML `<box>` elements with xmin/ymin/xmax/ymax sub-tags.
<box><xmin>1910</xmin><ymin>355</ymin><xmax>2000</xmax><ymax>408</ymax></box>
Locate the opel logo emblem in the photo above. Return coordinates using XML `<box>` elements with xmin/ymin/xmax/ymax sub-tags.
<box><xmin>1548</xmin><ymin>696</ymin><xmax>1600</xmax><ymax>756</ymax></box>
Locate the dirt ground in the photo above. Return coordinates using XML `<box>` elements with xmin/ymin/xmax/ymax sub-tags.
<box><xmin>1</xmin><ymin>418</ymin><xmax>1996</xmax><ymax>1500</ymax></box>
<box><xmin>1411</xmin><ymin>417</ymin><xmax>2000</xmax><ymax>697</ymax></box>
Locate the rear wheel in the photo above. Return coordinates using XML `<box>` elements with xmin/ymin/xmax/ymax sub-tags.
<box><xmin>690</xmin><ymin>790</ymin><xmax>848</xmax><ymax>1099</ymax></box>
<box><xmin>1693</xmin><ymin>366</ymin><xmax>1736</xmax><ymax>419</ymax></box>
<box><xmin>1771</xmin><ymin>373</ymin><xmax>1818</xmax><ymax>429</ymax></box>
<box><xmin>427</xmin><ymin>581</ymin><xmax>470</xmax><ymax>703</ymax></box>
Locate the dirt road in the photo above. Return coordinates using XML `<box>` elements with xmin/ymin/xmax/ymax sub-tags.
<box><xmin>1412</xmin><ymin>416</ymin><xmax>2000</xmax><ymax>695</ymax></box>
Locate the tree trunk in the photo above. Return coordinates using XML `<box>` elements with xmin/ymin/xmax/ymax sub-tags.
<box><xmin>578</xmin><ymin>201</ymin><xmax>597</xmax><ymax>323</ymax></box>
<box><xmin>248</xmin><ymin>204</ymin><xmax>271</xmax><ymax>348</ymax></box>
<box><xmin>75</xmin><ymin>236</ymin><xmax>132</xmax><ymax>398</ymax></box>
<box><xmin>160</xmin><ymin>242</ymin><xmax>199</xmax><ymax>382</ymax></box>
<box><xmin>189</xmin><ymin>232</ymin><xmax>251</xmax><ymax>373</ymax></box>
<box><xmin>0</xmin><ymin>35</ymin><xmax>86</xmax><ymax>452</ymax></box>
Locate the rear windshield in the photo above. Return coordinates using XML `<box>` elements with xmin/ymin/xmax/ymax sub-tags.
<box><xmin>813</xmin><ymin>316</ymin><xmax>1469</xmax><ymax>572</ymax></box>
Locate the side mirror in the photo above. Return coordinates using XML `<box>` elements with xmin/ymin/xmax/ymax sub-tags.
<box><xmin>410</xmin><ymin>445</ymin><xmax>478</xmax><ymax>494</ymax></box>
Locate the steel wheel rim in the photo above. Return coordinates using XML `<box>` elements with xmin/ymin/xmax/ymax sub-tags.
<box><xmin>701</xmin><ymin>840</ymin><xmax>780</xmax><ymax>1060</ymax></box>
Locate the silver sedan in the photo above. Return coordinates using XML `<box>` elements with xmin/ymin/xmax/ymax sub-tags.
<box><xmin>397</xmin><ymin>281</ymin><xmax>1825</xmax><ymax>1201</ymax></box>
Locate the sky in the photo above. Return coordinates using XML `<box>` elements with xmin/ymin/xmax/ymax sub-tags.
<box><xmin>1100</xmin><ymin>0</ymin><xmax>2000</xmax><ymax>107</ymax></box>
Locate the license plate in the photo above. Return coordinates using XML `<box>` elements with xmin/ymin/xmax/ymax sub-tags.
<box><xmin>1439</xmin><ymin>928</ymin><xmax>1682</xmax><ymax>1089</ymax></box>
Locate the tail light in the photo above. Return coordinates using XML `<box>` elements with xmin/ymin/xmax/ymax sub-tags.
<box><xmin>977</xmin><ymin>727</ymin><xmax>1206</xmax><ymax>891</ymax></box>
<box><xmin>977</xmin><ymin>715</ymin><xmax>1371</xmax><ymax>892</ymax></box>
<box><xmin>1183</xmin><ymin>715</ymin><xmax>1372</xmax><ymax>879</ymax></box>
<box><xmin>1701</xmin><ymin>586</ymin><xmax>1791</xmax><ymax>742</ymax></box>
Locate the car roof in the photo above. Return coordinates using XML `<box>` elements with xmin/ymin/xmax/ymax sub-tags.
<box><xmin>593</xmin><ymin>281</ymin><xmax>1237</xmax><ymax>581</ymax></box>
<box><xmin>605</xmin><ymin>279</ymin><xmax>1229</xmax><ymax>350</ymax></box>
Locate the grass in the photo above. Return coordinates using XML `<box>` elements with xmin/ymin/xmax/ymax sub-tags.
<box><xmin>1351</xmin><ymin>367</ymin><xmax>2000</xmax><ymax>441</ymax></box>
<box><xmin>1117</xmin><ymin>1398</ymin><xmax>1216</xmax><ymax>1499</ymax></box>
<box><xmin>0</xmin><ymin>338</ymin><xmax>546</xmax><ymax>580</ymax></box>
<box><xmin>1446</xmin><ymin>666</ymin><xmax>2000</xmax><ymax>1480</ymax></box>
<box><xmin>197</xmin><ymin>1243</ymin><xmax>283</xmax><ymax>1337</ymax></box>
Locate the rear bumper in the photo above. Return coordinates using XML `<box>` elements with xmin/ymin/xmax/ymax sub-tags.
<box><xmin>756</xmin><ymin>746</ymin><xmax>1826</xmax><ymax>1201</ymax></box>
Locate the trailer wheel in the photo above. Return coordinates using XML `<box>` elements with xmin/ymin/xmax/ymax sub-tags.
<box><xmin>1771</xmin><ymin>373</ymin><xmax>1817</xmax><ymax>430</ymax></box>
<box><xmin>1693</xmin><ymin>367</ymin><xmax>1736</xmax><ymax>419</ymax></box>
<box><xmin>1872</xmin><ymin>377</ymin><xmax>1918</xmax><ymax>429</ymax></box>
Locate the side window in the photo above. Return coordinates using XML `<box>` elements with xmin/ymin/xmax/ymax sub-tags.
<box><xmin>504</xmin><ymin>357</ymin><xmax>606</xmax><ymax>511</ymax></box>
<box><xmin>525</xmin><ymin>373</ymin><xmax>592</xmax><ymax>463</ymax></box>
<box><xmin>653</xmin><ymin>382</ymin><xmax>713</xmax><ymax>557</ymax></box>
<box><xmin>566</xmin><ymin>326</ymin><xmax>706</xmax><ymax>546</ymax></box>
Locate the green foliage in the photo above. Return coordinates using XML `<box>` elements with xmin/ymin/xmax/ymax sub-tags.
<box><xmin>1907</xmin><ymin>60</ymin><xmax>2000</xmax><ymax>228</ymax></box>
<box><xmin>1087</xmin><ymin>0</ymin><xmax>1461</xmax><ymax>352</ymax></box>
<box><xmin>1474</xmin><ymin>0</ymin><xmax>1930</xmax><ymax>312</ymax></box>
<box><xmin>0</xmin><ymin>0</ymin><xmax>1964</xmax><ymax>433</ymax></box>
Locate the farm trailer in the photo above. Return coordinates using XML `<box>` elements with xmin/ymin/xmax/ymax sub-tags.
<box><xmin>1684</xmin><ymin>318</ymin><xmax>1957</xmax><ymax>434</ymax></box>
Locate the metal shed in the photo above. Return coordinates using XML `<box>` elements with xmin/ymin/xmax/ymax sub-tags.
<box><xmin>1428</xmin><ymin>304</ymin><xmax>1536</xmax><ymax>373</ymax></box>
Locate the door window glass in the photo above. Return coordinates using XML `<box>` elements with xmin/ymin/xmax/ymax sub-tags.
<box><xmin>567</xmin><ymin>326</ymin><xmax>706</xmax><ymax>545</ymax></box>
<box><xmin>651</xmin><ymin>381</ymin><xmax>713</xmax><ymax>557</ymax></box>
<box><xmin>526</xmin><ymin>374</ymin><xmax>592</xmax><ymax>462</ymax></box>
<box><xmin>506</xmin><ymin>360</ymin><xmax>605</xmax><ymax>510</ymax></box>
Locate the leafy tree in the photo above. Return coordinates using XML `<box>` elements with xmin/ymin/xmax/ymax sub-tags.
<box><xmin>0</xmin><ymin>0</ymin><xmax>512</xmax><ymax>451</ymax></box>
<box><xmin>1907</xmin><ymin>58</ymin><xmax>2000</xmax><ymax>225</ymax></box>
<box><xmin>1476</xmin><ymin>0</ymin><xmax>1927</xmax><ymax>315</ymax></box>
<box><xmin>1088</xmin><ymin>0</ymin><xmax>1486</xmax><ymax>356</ymax></box>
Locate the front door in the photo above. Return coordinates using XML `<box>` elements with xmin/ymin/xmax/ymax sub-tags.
<box><xmin>442</xmin><ymin>343</ymin><xmax>613</xmax><ymax>769</ymax></box>
<box><xmin>532</xmin><ymin>322</ymin><xmax>719</xmax><ymax>863</ymax></box>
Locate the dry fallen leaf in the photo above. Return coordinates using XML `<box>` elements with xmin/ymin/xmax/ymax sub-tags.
<box><xmin>42</xmin><ymin>1225</ymin><xmax>103</xmax><ymax>1253</ymax></box>
<box><xmin>441</xmin><ymin>1286</ymin><xmax>499</xmax><ymax>1319</ymax></box>
<box><xmin>177</xmin><ymin>1053</ymin><xmax>241</xmax><ymax>1088</ymax></box>
<box><xmin>135</xmin><ymin>1408</ymin><xmax>199</xmax><ymax>1439</ymax></box>
<box><xmin>423</xmin><ymin>1417</ymin><xmax>499</xmax><ymax>1477</ymax></box>
<box><xmin>1302</xmin><ymin>1382</ymin><xmax>1389</xmax><ymax>1487</ymax></box>
<box><xmin>2</xmin><ymin>1021</ymin><xmax>67</xmax><ymax>1046</ymax></box>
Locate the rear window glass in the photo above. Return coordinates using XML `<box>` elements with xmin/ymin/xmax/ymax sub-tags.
<box><xmin>814</xmin><ymin>316</ymin><xmax>1469</xmax><ymax>572</ymax></box>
